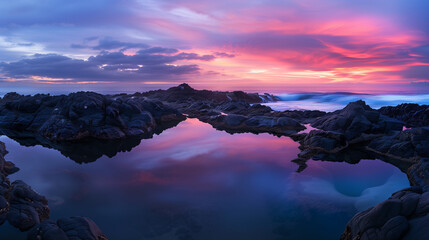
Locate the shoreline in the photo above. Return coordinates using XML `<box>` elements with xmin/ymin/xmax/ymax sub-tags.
<box><xmin>0</xmin><ymin>83</ymin><xmax>428</xmax><ymax>239</ymax></box>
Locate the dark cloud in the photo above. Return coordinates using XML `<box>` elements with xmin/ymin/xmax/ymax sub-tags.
<box><xmin>0</xmin><ymin>48</ymin><xmax>216</xmax><ymax>82</ymax></box>
<box><xmin>138</xmin><ymin>47</ymin><xmax>179</xmax><ymax>54</ymax></box>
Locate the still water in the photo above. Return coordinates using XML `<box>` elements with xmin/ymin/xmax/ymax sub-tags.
<box><xmin>0</xmin><ymin>118</ymin><xmax>409</xmax><ymax>240</ymax></box>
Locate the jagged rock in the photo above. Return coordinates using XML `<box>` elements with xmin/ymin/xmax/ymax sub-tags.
<box><xmin>28</xmin><ymin>217</ymin><xmax>108</xmax><ymax>240</ymax></box>
<box><xmin>379</xmin><ymin>103</ymin><xmax>429</xmax><ymax>128</ymax></box>
<box><xmin>368</xmin><ymin>127</ymin><xmax>429</xmax><ymax>162</ymax></box>
<box><xmin>142</xmin><ymin>83</ymin><xmax>279</xmax><ymax>104</ymax></box>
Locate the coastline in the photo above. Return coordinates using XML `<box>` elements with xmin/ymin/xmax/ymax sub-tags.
<box><xmin>0</xmin><ymin>84</ymin><xmax>428</xmax><ymax>239</ymax></box>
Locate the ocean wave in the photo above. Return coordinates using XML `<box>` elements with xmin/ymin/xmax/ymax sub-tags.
<box><xmin>264</xmin><ymin>93</ymin><xmax>429</xmax><ymax>112</ymax></box>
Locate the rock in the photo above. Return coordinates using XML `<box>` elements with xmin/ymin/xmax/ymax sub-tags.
<box><xmin>341</xmin><ymin>187</ymin><xmax>429</xmax><ymax>240</ymax></box>
<box><xmin>312</xmin><ymin>100</ymin><xmax>403</xmax><ymax>141</ymax></box>
<box><xmin>379</xmin><ymin>103</ymin><xmax>429</xmax><ymax>128</ymax></box>
<box><xmin>6</xmin><ymin>180</ymin><xmax>50</xmax><ymax>231</ymax></box>
<box><xmin>0</xmin><ymin>91</ymin><xmax>185</xmax><ymax>142</ymax></box>
<box><xmin>380</xmin><ymin>216</ymin><xmax>409</xmax><ymax>240</ymax></box>
<box><xmin>300</xmin><ymin>130</ymin><xmax>347</xmax><ymax>152</ymax></box>
<box><xmin>28</xmin><ymin>217</ymin><xmax>108</xmax><ymax>240</ymax></box>
<box><xmin>368</xmin><ymin>127</ymin><xmax>429</xmax><ymax>162</ymax></box>
<box><xmin>142</xmin><ymin>83</ymin><xmax>279</xmax><ymax>104</ymax></box>
<box><xmin>403</xmin><ymin>214</ymin><xmax>429</xmax><ymax>240</ymax></box>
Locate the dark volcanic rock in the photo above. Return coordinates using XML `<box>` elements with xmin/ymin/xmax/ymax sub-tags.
<box><xmin>0</xmin><ymin>91</ymin><xmax>185</xmax><ymax>141</ymax></box>
<box><xmin>379</xmin><ymin>103</ymin><xmax>429</xmax><ymax>128</ymax></box>
<box><xmin>28</xmin><ymin>217</ymin><xmax>108</xmax><ymax>240</ymax></box>
<box><xmin>142</xmin><ymin>83</ymin><xmax>280</xmax><ymax>104</ymax></box>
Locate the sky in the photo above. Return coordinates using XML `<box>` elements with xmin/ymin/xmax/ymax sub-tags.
<box><xmin>1</xmin><ymin>0</ymin><xmax>429</xmax><ymax>94</ymax></box>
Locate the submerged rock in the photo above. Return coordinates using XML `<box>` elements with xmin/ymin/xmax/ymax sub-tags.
<box><xmin>28</xmin><ymin>217</ymin><xmax>108</xmax><ymax>240</ymax></box>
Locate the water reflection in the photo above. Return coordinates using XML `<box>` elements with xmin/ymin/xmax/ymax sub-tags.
<box><xmin>0</xmin><ymin>119</ymin><xmax>409</xmax><ymax>240</ymax></box>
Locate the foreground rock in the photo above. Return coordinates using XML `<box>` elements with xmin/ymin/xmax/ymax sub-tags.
<box><xmin>7</xmin><ymin>180</ymin><xmax>50</xmax><ymax>231</ymax></box>
<box><xmin>341</xmin><ymin>186</ymin><xmax>429</xmax><ymax>240</ymax></box>
<box><xmin>0</xmin><ymin>91</ymin><xmax>185</xmax><ymax>141</ymax></box>
<box><xmin>1</xmin><ymin>142</ymin><xmax>49</xmax><ymax>231</ymax></box>
<box><xmin>28</xmin><ymin>217</ymin><xmax>108</xmax><ymax>240</ymax></box>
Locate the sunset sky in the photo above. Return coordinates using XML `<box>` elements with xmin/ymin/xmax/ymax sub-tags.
<box><xmin>1</xmin><ymin>0</ymin><xmax>429</xmax><ymax>93</ymax></box>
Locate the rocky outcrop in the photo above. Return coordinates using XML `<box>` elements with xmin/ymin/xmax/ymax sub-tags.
<box><xmin>367</xmin><ymin>127</ymin><xmax>429</xmax><ymax>163</ymax></box>
<box><xmin>341</xmin><ymin>186</ymin><xmax>429</xmax><ymax>240</ymax></box>
<box><xmin>293</xmin><ymin>101</ymin><xmax>406</xmax><ymax>164</ymax></box>
<box><xmin>0</xmin><ymin>91</ymin><xmax>185</xmax><ymax>141</ymax></box>
<box><xmin>28</xmin><ymin>217</ymin><xmax>108</xmax><ymax>240</ymax></box>
<box><xmin>312</xmin><ymin>100</ymin><xmax>403</xmax><ymax>141</ymax></box>
<box><xmin>142</xmin><ymin>83</ymin><xmax>280</xmax><ymax>104</ymax></box>
<box><xmin>379</xmin><ymin>103</ymin><xmax>429</xmax><ymax>128</ymax></box>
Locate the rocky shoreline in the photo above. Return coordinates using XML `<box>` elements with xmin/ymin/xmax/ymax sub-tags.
<box><xmin>0</xmin><ymin>83</ymin><xmax>428</xmax><ymax>239</ymax></box>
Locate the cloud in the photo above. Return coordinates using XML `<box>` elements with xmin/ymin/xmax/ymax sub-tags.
<box><xmin>138</xmin><ymin>47</ymin><xmax>179</xmax><ymax>54</ymax></box>
<box><xmin>71</xmin><ymin>38</ymin><xmax>150</xmax><ymax>51</ymax></box>
<box><xmin>0</xmin><ymin>47</ymin><xmax>216</xmax><ymax>82</ymax></box>
<box><xmin>214</xmin><ymin>52</ymin><xmax>235</xmax><ymax>58</ymax></box>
